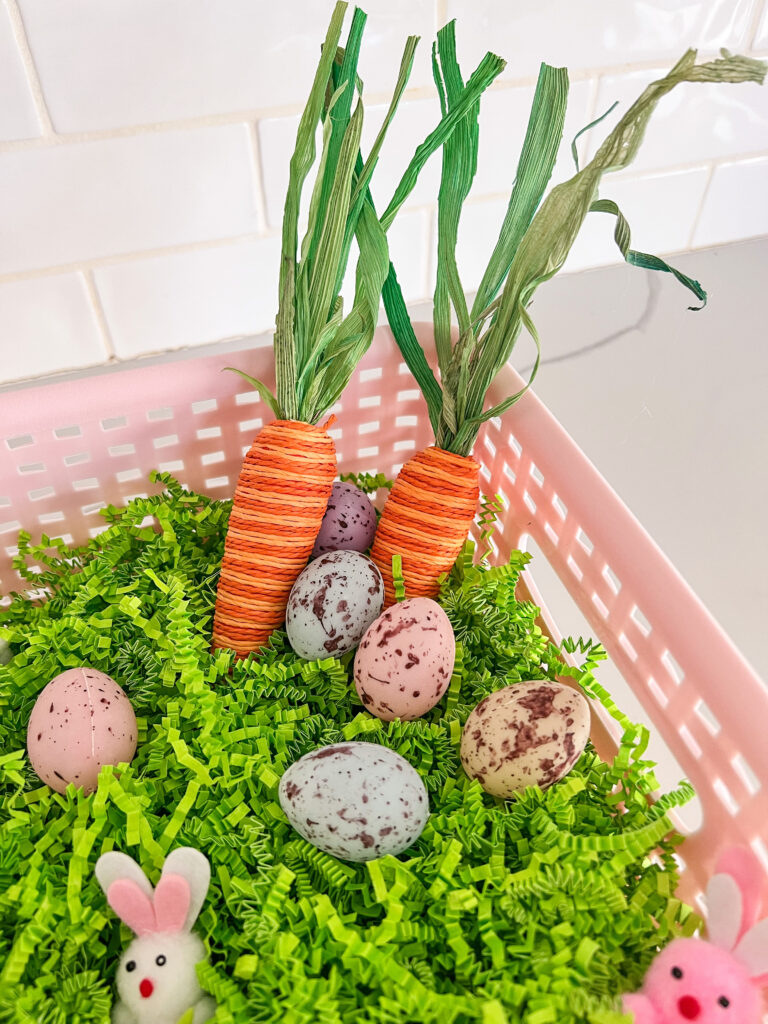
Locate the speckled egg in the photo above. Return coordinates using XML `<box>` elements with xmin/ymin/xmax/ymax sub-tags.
<box><xmin>278</xmin><ymin>741</ymin><xmax>429</xmax><ymax>861</ymax></box>
<box><xmin>26</xmin><ymin>667</ymin><xmax>138</xmax><ymax>795</ymax></box>
<box><xmin>353</xmin><ymin>598</ymin><xmax>455</xmax><ymax>721</ymax></box>
<box><xmin>285</xmin><ymin>550</ymin><xmax>384</xmax><ymax>660</ymax></box>
<box><xmin>312</xmin><ymin>481</ymin><xmax>377</xmax><ymax>556</ymax></box>
<box><xmin>460</xmin><ymin>680</ymin><xmax>590</xmax><ymax>798</ymax></box>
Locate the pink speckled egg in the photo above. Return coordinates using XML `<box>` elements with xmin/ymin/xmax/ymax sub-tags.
<box><xmin>312</xmin><ymin>481</ymin><xmax>377</xmax><ymax>556</ymax></box>
<box><xmin>353</xmin><ymin>597</ymin><xmax>455</xmax><ymax>721</ymax></box>
<box><xmin>26</xmin><ymin>667</ymin><xmax>137</xmax><ymax>794</ymax></box>
<box><xmin>460</xmin><ymin>681</ymin><xmax>590</xmax><ymax>798</ymax></box>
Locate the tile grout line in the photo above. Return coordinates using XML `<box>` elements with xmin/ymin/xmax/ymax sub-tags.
<box><xmin>82</xmin><ymin>269</ymin><xmax>117</xmax><ymax>362</ymax></box>
<box><xmin>0</xmin><ymin>144</ymin><xmax>763</xmax><ymax>291</ymax></box>
<box><xmin>247</xmin><ymin>122</ymin><xmax>270</xmax><ymax>235</ymax></box>
<box><xmin>685</xmin><ymin>161</ymin><xmax>716</xmax><ymax>250</ymax></box>
<box><xmin>0</xmin><ymin>231</ymin><xmax>280</xmax><ymax>285</ymax></box>
<box><xmin>1</xmin><ymin>53</ymin><xmax>752</xmax><ymax>156</ymax></box>
<box><xmin>5</xmin><ymin>0</ymin><xmax>55</xmax><ymax>137</ymax></box>
<box><xmin>746</xmin><ymin>0</ymin><xmax>766</xmax><ymax>49</ymax></box>
<box><xmin>0</xmin><ymin>146</ymin><xmax>763</xmax><ymax>288</ymax></box>
<box><xmin>2</xmin><ymin>237</ymin><xmax>763</xmax><ymax>388</ymax></box>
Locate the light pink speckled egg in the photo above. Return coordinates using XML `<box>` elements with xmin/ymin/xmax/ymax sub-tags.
<box><xmin>353</xmin><ymin>597</ymin><xmax>455</xmax><ymax>721</ymax></box>
<box><xmin>26</xmin><ymin>667</ymin><xmax>137</xmax><ymax>794</ymax></box>
<box><xmin>460</xmin><ymin>681</ymin><xmax>590</xmax><ymax>798</ymax></box>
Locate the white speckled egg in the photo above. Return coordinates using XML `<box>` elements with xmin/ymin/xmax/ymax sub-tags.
<box><xmin>278</xmin><ymin>741</ymin><xmax>429</xmax><ymax>861</ymax></box>
<box><xmin>312</xmin><ymin>481</ymin><xmax>378</xmax><ymax>556</ymax></box>
<box><xmin>354</xmin><ymin>598</ymin><xmax>455</xmax><ymax>721</ymax></box>
<box><xmin>285</xmin><ymin>551</ymin><xmax>384</xmax><ymax>660</ymax></box>
<box><xmin>460</xmin><ymin>681</ymin><xmax>590</xmax><ymax>798</ymax></box>
<box><xmin>27</xmin><ymin>666</ymin><xmax>138</xmax><ymax>794</ymax></box>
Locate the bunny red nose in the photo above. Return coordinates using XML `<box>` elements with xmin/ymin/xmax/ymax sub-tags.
<box><xmin>139</xmin><ymin>978</ymin><xmax>154</xmax><ymax>999</ymax></box>
<box><xmin>678</xmin><ymin>995</ymin><xmax>700</xmax><ymax>1020</ymax></box>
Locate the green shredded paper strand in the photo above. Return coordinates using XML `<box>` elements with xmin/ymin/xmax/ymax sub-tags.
<box><xmin>0</xmin><ymin>474</ymin><xmax>698</xmax><ymax>1023</ymax></box>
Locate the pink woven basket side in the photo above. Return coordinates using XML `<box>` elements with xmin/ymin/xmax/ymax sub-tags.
<box><xmin>479</xmin><ymin>353</ymin><xmax>768</xmax><ymax>905</ymax></box>
<box><xmin>2</xmin><ymin>323</ymin><xmax>766</xmax><ymax>907</ymax></box>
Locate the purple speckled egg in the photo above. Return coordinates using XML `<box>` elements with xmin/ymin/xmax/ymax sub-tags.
<box><xmin>312</xmin><ymin>481</ymin><xmax>377</xmax><ymax>556</ymax></box>
<box><xmin>460</xmin><ymin>681</ymin><xmax>590</xmax><ymax>798</ymax></box>
<box><xmin>26</xmin><ymin>667</ymin><xmax>137</xmax><ymax>794</ymax></box>
<box><xmin>354</xmin><ymin>598</ymin><xmax>455</xmax><ymax>721</ymax></box>
<box><xmin>278</xmin><ymin>741</ymin><xmax>429</xmax><ymax>862</ymax></box>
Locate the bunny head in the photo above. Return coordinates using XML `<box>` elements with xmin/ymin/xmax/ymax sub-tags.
<box><xmin>624</xmin><ymin>847</ymin><xmax>768</xmax><ymax>1024</ymax></box>
<box><xmin>95</xmin><ymin>847</ymin><xmax>213</xmax><ymax>1023</ymax></box>
<box><xmin>631</xmin><ymin>936</ymin><xmax>762</xmax><ymax>1023</ymax></box>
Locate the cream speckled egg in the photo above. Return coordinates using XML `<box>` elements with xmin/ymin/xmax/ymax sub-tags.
<box><xmin>460</xmin><ymin>681</ymin><xmax>590</xmax><ymax>798</ymax></box>
<box><xmin>285</xmin><ymin>551</ymin><xmax>384</xmax><ymax>660</ymax></box>
<box><xmin>353</xmin><ymin>598</ymin><xmax>455</xmax><ymax>720</ymax></box>
<box><xmin>278</xmin><ymin>741</ymin><xmax>429</xmax><ymax>862</ymax></box>
<box><xmin>26</xmin><ymin>667</ymin><xmax>138</xmax><ymax>794</ymax></box>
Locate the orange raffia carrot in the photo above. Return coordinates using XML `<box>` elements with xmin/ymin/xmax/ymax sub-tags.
<box><xmin>371</xmin><ymin>446</ymin><xmax>479</xmax><ymax>607</ymax></box>
<box><xmin>212</xmin><ymin>419</ymin><xmax>336</xmax><ymax>657</ymax></box>
<box><xmin>208</xmin><ymin>6</ymin><xmax>502</xmax><ymax>657</ymax></box>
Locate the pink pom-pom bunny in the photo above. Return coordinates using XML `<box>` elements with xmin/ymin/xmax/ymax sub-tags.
<box><xmin>624</xmin><ymin>847</ymin><xmax>768</xmax><ymax>1023</ymax></box>
<box><xmin>95</xmin><ymin>847</ymin><xmax>216</xmax><ymax>1024</ymax></box>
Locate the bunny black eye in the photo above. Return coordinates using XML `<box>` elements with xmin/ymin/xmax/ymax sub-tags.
<box><xmin>125</xmin><ymin>961</ymin><xmax>136</xmax><ymax>973</ymax></box>
<box><xmin>718</xmin><ymin>996</ymin><xmax>730</xmax><ymax>1008</ymax></box>
<box><xmin>671</xmin><ymin>967</ymin><xmax>683</xmax><ymax>979</ymax></box>
<box><xmin>155</xmin><ymin>955</ymin><xmax>167</xmax><ymax>967</ymax></box>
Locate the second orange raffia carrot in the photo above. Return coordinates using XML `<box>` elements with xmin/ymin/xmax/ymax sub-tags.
<box><xmin>371</xmin><ymin>31</ymin><xmax>765</xmax><ymax>605</ymax></box>
<box><xmin>212</xmin><ymin>4</ymin><xmax>506</xmax><ymax>657</ymax></box>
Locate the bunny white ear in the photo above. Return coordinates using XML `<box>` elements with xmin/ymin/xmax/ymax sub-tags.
<box><xmin>707</xmin><ymin>873</ymin><xmax>744</xmax><ymax>950</ymax></box>
<box><xmin>160</xmin><ymin>847</ymin><xmax>210</xmax><ymax>931</ymax></box>
<box><xmin>734</xmin><ymin>918</ymin><xmax>768</xmax><ymax>979</ymax></box>
<box><xmin>95</xmin><ymin>851</ymin><xmax>154</xmax><ymax>902</ymax></box>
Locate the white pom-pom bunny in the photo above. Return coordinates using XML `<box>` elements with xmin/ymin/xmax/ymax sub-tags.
<box><xmin>95</xmin><ymin>847</ymin><xmax>217</xmax><ymax>1024</ymax></box>
<box><xmin>624</xmin><ymin>846</ymin><xmax>768</xmax><ymax>1023</ymax></box>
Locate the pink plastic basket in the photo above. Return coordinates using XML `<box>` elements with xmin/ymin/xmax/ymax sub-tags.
<box><xmin>1</xmin><ymin>324</ymin><xmax>766</xmax><ymax>907</ymax></box>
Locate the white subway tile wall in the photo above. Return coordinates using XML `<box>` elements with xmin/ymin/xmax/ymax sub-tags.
<box><xmin>0</xmin><ymin>3</ymin><xmax>40</xmax><ymax>141</ymax></box>
<box><xmin>0</xmin><ymin>274</ymin><xmax>106</xmax><ymax>379</ymax></box>
<box><xmin>93</xmin><ymin>238</ymin><xmax>283</xmax><ymax>358</ymax></box>
<box><xmin>692</xmin><ymin>155</ymin><xmax>768</xmax><ymax>245</ymax></box>
<box><xmin>562</xmin><ymin>166</ymin><xmax>712</xmax><ymax>274</ymax></box>
<box><xmin>0</xmin><ymin>0</ymin><xmax>766</xmax><ymax>385</ymax></box>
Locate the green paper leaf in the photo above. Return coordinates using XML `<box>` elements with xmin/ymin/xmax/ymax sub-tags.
<box><xmin>589</xmin><ymin>197</ymin><xmax>707</xmax><ymax>309</ymax></box>
<box><xmin>223</xmin><ymin>367</ymin><xmax>283</xmax><ymax>420</ymax></box>
<box><xmin>463</xmin><ymin>49</ymin><xmax>767</xmax><ymax>443</ymax></box>
<box><xmin>471</xmin><ymin>62</ymin><xmax>569</xmax><ymax>318</ymax></box>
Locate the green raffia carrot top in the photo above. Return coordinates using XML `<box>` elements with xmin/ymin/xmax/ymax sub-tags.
<box><xmin>370</xmin><ymin>28</ymin><xmax>766</xmax><ymax>605</ymax></box>
<box><xmin>211</xmin><ymin>1</ymin><xmax>505</xmax><ymax>658</ymax></box>
<box><xmin>0</xmin><ymin>6</ymin><xmax>766</xmax><ymax>1023</ymax></box>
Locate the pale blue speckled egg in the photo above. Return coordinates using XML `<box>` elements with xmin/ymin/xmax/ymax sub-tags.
<box><xmin>278</xmin><ymin>741</ymin><xmax>429</xmax><ymax>862</ymax></box>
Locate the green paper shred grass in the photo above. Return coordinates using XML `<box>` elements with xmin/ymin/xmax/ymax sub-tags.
<box><xmin>0</xmin><ymin>473</ymin><xmax>698</xmax><ymax>1023</ymax></box>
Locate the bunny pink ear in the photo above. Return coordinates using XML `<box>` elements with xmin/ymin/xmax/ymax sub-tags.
<box><xmin>160</xmin><ymin>847</ymin><xmax>210</xmax><ymax>931</ymax></box>
<box><xmin>708</xmin><ymin>846</ymin><xmax>764</xmax><ymax>950</ymax></box>
<box><xmin>734</xmin><ymin>918</ymin><xmax>768</xmax><ymax>981</ymax></box>
<box><xmin>153</xmin><ymin>873</ymin><xmax>191</xmax><ymax>933</ymax></box>
<box><xmin>107</xmin><ymin>879</ymin><xmax>157</xmax><ymax>936</ymax></box>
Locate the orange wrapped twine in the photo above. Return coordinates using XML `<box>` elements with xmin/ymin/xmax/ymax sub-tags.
<box><xmin>212</xmin><ymin>419</ymin><xmax>336</xmax><ymax>658</ymax></box>
<box><xmin>371</xmin><ymin>446</ymin><xmax>480</xmax><ymax>607</ymax></box>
